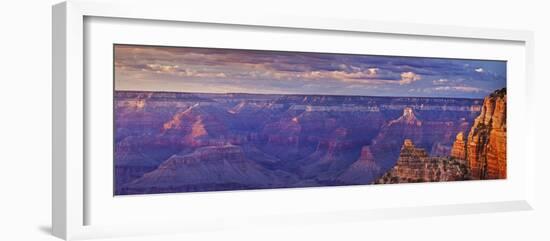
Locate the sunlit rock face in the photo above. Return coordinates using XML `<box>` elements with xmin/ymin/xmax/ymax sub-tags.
<box><xmin>397</xmin><ymin>107</ymin><xmax>422</xmax><ymax>126</ymax></box>
<box><xmin>376</xmin><ymin>139</ymin><xmax>470</xmax><ymax>184</ymax></box>
<box><xmin>451</xmin><ymin>132</ymin><xmax>467</xmax><ymax>160</ymax></box>
<box><xmin>466</xmin><ymin>88</ymin><xmax>507</xmax><ymax>179</ymax></box>
<box><xmin>114</xmin><ymin>91</ymin><xmax>484</xmax><ymax>195</ymax></box>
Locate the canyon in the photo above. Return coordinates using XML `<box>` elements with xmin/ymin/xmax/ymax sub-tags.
<box><xmin>378</xmin><ymin>88</ymin><xmax>507</xmax><ymax>184</ymax></box>
<box><xmin>114</xmin><ymin>89</ymin><xmax>505</xmax><ymax>195</ymax></box>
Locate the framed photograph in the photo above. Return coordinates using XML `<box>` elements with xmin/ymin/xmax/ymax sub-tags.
<box><xmin>52</xmin><ymin>0</ymin><xmax>535</xmax><ymax>240</ymax></box>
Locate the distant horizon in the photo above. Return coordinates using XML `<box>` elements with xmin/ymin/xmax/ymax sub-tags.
<box><xmin>114</xmin><ymin>88</ymin><xmax>491</xmax><ymax>100</ymax></box>
<box><xmin>115</xmin><ymin>44</ymin><xmax>506</xmax><ymax>98</ymax></box>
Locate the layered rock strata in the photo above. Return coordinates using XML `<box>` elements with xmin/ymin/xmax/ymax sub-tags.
<box><xmin>465</xmin><ymin>88</ymin><xmax>507</xmax><ymax>179</ymax></box>
<box><xmin>450</xmin><ymin>132</ymin><xmax>467</xmax><ymax>160</ymax></box>
<box><xmin>377</xmin><ymin>139</ymin><xmax>470</xmax><ymax>184</ymax></box>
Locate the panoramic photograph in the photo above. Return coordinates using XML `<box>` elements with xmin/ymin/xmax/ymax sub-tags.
<box><xmin>113</xmin><ymin>44</ymin><xmax>507</xmax><ymax>195</ymax></box>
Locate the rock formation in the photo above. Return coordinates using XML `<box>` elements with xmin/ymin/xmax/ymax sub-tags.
<box><xmin>337</xmin><ymin>146</ymin><xmax>382</xmax><ymax>184</ymax></box>
<box><xmin>369</xmin><ymin>107</ymin><xmax>424</xmax><ymax>169</ymax></box>
<box><xmin>376</xmin><ymin>139</ymin><xmax>470</xmax><ymax>184</ymax></box>
<box><xmin>388</xmin><ymin>107</ymin><xmax>422</xmax><ymax>126</ymax></box>
<box><xmin>450</xmin><ymin>132</ymin><xmax>467</xmax><ymax>160</ymax></box>
<box><xmin>465</xmin><ymin>88</ymin><xmax>507</xmax><ymax>179</ymax></box>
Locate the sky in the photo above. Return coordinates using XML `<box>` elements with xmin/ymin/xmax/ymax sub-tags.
<box><xmin>114</xmin><ymin>44</ymin><xmax>506</xmax><ymax>98</ymax></box>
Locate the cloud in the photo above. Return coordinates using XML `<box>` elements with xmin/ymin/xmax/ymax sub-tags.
<box><xmin>146</xmin><ymin>64</ymin><xmax>179</xmax><ymax>73</ymax></box>
<box><xmin>399</xmin><ymin>72</ymin><xmax>421</xmax><ymax>85</ymax></box>
<box><xmin>432</xmin><ymin>78</ymin><xmax>449</xmax><ymax>85</ymax></box>
<box><xmin>178</xmin><ymin>71</ymin><xmax>227</xmax><ymax>78</ymax></box>
<box><xmin>299</xmin><ymin>70</ymin><xmax>381</xmax><ymax>83</ymax></box>
<box><xmin>367</xmin><ymin>68</ymin><xmax>379</xmax><ymax>76</ymax></box>
<box><xmin>453</xmin><ymin>86</ymin><xmax>484</xmax><ymax>92</ymax></box>
<box><xmin>114</xmin><ymin>45</ymin><xmax>505</xmax><ymax>98</ymax></box>
<box><xmin>433</xmin><ymin>86</ymin><xmax>484</xmax><ymax>93</ymax></box>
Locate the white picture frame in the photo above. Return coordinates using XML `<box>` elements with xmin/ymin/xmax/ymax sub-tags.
<box><xmin>52</xmin><ymin>0</ymin><xmax>536</xmax><ymax>240</ymax></box>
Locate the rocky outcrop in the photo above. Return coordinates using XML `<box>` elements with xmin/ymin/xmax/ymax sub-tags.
<box><xmin>466</xmin><ymin>88</ymin><xmax>507</xmax><ymax>179</ymax></box>
<box><xmin>388</xmin><ymin>107</ymin><xmax>422</xmax><ymax>126</ymax></box>
<box><xmin>450</xmin><ymin>132</ymin><xmax>467</xmax><ymax>160</ymax></box>
<box><xmin>376</xmin><ymin>139</ymin><xmax>470</xmax><ymax>184</ymax></box>
<box><xmin>369</xmin><ymin>106</ymin><xmax>473</xmax><ymax>170</ymax></box>
<box><xmin>337</xmin><ymin>146</ymin><xmax>382</xmax><ymax>184</ymax></box>
<box><xmin>370</xmin><ymin>107</ymin><xmax>424</xmax><ymax>169</ymax></box>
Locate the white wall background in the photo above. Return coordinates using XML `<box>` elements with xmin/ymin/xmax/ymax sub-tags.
<box><xmin>0</xmin><ymin>0</ymin><xmax>548</xmax><ymax>240</ymax></box>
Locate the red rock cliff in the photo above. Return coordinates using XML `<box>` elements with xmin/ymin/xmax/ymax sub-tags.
<box><xmin>450</xmin><ymin>132</ymin><xmax>467</xmax><ymax>160</ymax></box>
<box><xmin>466</xmin><ymin>88</ymin><xmax>507</xmax><ymax>179</ymax></box>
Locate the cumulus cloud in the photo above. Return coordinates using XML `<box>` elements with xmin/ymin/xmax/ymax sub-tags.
<box><xmin>367</xmin><ymin>68</ymin><xmax>379</xmax><ymax>76</ymax></box>
<box><xmin>399</xmin><ymin>72</ymin><xmax>421</xmax><ymax>85</ymax></box>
